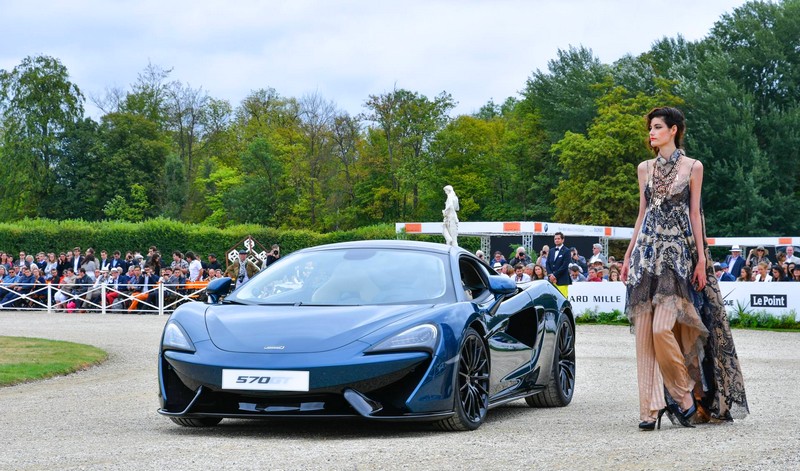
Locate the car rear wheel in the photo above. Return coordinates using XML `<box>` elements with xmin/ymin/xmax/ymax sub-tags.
<box><xmin>526</xmin><ymin>316</ymin><xmax>575</xmax><ymax>407</ymax></box>
<box><xmin>170</xmin><ymin>417</ymin><xmax>223</xmax><ymax>427</ymax></box>
<box><xmin>436</xmin><ymin>328</ymin><xmax>489</xmax><ymax>431</ymax></box>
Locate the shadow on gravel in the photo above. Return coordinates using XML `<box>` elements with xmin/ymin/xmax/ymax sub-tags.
<box><xmin>159</xmin><ymin>401</ymin><xmax>547</xmax><ymax>438</ymax></box>
<box><xmin>162</xmin><ymin>418</ymin><xmax>441</xmax><ymax>438</ymax></box>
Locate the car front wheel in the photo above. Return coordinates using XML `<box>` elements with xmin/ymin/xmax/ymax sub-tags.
<box><xmin>436</xmin><ymin>328</ymin><xmax>489</xmax><ymax>431</ymax></box>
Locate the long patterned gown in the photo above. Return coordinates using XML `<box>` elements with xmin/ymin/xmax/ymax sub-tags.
<box><xmin>626</xmin><ymin>149</ymin><xmax>749</xmax><ymax>421</ymax></box>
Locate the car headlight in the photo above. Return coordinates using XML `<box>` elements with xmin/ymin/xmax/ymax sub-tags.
<box><xmin>367</xmin><ymin>324</ymin><xmax>438</xmax><ymax>354</ymax></box>
<box><xmin>162</xmin><ymin>322</ymin><xmax>196</xmax><ymax>352</ymax></box>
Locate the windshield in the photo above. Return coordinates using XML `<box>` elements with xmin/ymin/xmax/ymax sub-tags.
<box><xmin>229</xmin><ymin>248</ymin><xmax>451</xmax><ymax>305</ymax></box>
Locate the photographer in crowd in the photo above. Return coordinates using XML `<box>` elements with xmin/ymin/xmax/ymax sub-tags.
<box><xmin>265</xmin><ymin>244</ymin><xmax>281</xmax><ymax>268</ymax></box>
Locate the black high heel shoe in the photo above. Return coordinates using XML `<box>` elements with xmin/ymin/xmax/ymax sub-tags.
<box><xmin>682</xmin><ymin>396</ymin><xmax>698</xmax><ymax>422</ymax></box>
<box><xmin>638</xmin><ymin>408</ymin><xmax>667</xmax><ymax>431</ymax></box>
<box><xmin>666</xmin><ymin>398</ymin><xmax>696</xmax><ymax>428</ymax></box>
<box><xmin>663</xmin><ymin>388</ymin><xmax>696</xmax><ymax>428</ymax></box>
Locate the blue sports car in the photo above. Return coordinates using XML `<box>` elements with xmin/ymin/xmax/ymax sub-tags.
<box><xmin>158</xmin><ymin>240</ymin><xmax>575</xmax><ymax>431</ymax></box>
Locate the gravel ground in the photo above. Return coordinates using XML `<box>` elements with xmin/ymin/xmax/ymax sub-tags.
<box><xmin>0</xmin><ymin>311</ymin><xmax>798</xmax><ymax>471</ymax></box>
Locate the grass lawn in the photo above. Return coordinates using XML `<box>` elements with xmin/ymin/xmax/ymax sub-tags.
<box><xmin>0</xmin><ymin>336</ymin><xmax>108</xmax><ymax>387</ymax></box>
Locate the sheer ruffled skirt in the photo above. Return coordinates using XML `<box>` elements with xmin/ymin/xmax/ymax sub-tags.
<box><xmin>627</xmin><ymin>266</ymin><xmax>749</xmax><ymax>422</ymax></box>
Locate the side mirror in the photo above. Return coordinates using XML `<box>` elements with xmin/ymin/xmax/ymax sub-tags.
<box><xmin>206</xmin><ymin>277</ymin><xmax>232</xmax><ymax>304</ymax></box>
<box><xmin>488</xmin><ymin>274</ymin><xmax>516</xmax><ymax>297</ymax></box>
<box><xmin>483</xmin><ymin>275</ymin><xmax>517</xmax><ymax>316</ymax></box>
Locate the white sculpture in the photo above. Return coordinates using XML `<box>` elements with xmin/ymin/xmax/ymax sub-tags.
<box><xmin>442</xmin><ymin>185</ymin><xmax>459</xmax><ymax>247</ymax></box>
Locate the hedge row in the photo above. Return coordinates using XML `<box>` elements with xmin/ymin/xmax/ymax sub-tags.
<box><xmin>0</xmin><ymin>218</ymin><xmax>481</xmax><ymax>259</ymax></box>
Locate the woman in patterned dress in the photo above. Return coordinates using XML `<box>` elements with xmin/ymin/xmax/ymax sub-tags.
<box><xmin>621</xmin><ymin>107</ymin><xmax>748</xmax><ymax>431</ymax></box>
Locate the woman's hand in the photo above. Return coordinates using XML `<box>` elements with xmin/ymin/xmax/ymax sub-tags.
<box><xmin>692</xmin><ymin>262</ymin><xmax>707</xmax><ymax>291</ymax></box>
<box><xmin>620</xmin><ymin>259</ymin><xmax>630</xmax><ymax>282</ymax></box>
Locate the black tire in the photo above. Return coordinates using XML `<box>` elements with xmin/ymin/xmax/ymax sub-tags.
<box><xmin>436</xmin><ymin>328</ymin><xmax>489</xmax><ymax>431</ymax></box>
<box><xmin>526</xmin><ymin>316</ymin><xmax>575</xmax><ymax>408</ymax></box>
<box><xmin>170</xmin><ymin>417</ymin><xmax>222</xmax><ymax>427</ymax></box>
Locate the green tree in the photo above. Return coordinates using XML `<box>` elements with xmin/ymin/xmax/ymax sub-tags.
<box><xmin>551</xmin><ymin>82</ymin><xmax>682</xmax><ymax>225</ymax></box>
<box><xmin>294</xmin><ymin>92</ymin><xmax>336</xmax><ymax>228</ymax></box>
<box><xmin>0</xmin><ymin>55</ymin><xmax>84</xmax><ymax>218</ymax></box>
<box><xmin>497</xmin><ymin>98</ymin><xmax>556</xmax><ymax>221</ymax></box>
<box><xmin>103</xmin><ymin>183</ymin><xmax>151</xmax><ymax>221</ymax></box>
<box><xmin>428</xmin><ymin>114</ymin><xmax>506</xmax><ymax>221</ymax></box>
<box><xmin>523</xmin><ymin>46</ymin><xmax>611</xmax><ymax>141</ymax></box>
<box><xmin>95</xmin><ymin>112</ymin><xmax>170</xmax><ymax>216</ymax></box>
<box><xmin>326</xmin><ymin>112</ymin><xmax>363</xmax><ymax>230</ymax></box>
<box><xmin>45</xmin><ymin>117</ymin><xmax>102</xmax><ymax>219</ymax></box>
<box><xmin>363</xmin><ymin>88</ymin><xmax>454</xmax><ymax>221</ymax></box>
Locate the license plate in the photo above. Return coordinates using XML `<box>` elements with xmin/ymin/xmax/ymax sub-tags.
<box><xmin>221</xmin><ymin>369</ymin><xmax>309</xmax><ymax>391</ymax></box>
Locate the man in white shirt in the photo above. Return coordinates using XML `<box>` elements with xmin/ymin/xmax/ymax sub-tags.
<box><xmin>724</xmin><ymin>246</ymin><xmax>746</xmax><ymax>279</ymax></box>
<box><xmin>512</xmin><ymin>263</ymin><xmax>531</xmax><ymax>283</ymax></box>
<box><xmin>785</xmin><ymin>246</ymin><xmax>800</xmax><ymax>264</ymax></box>
<box><xmin>186</xmin><ymin>251</ymin><xmax>203</xmax><ymax>281</ymax></box>
<box><xmin>587</xmin><ymin>243</ymin><xmax>607</xmax><ymax>267</ymax></box>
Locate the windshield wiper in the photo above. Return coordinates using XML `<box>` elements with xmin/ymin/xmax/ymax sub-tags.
<box><xmin>221</xmin><ymin>299</ymin><xmax>249</xmax><ymax>305</ymax></box>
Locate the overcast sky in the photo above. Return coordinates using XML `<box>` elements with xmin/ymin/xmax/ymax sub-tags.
<box><xmin>1</xmin><ymin>0</ymin><xmax>750</xmax><ymax>118</ymax></box>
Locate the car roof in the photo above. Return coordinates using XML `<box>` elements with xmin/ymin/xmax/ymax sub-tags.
<box><xmin>300</xmin><ymin>239</ymin><xmax>467</xmax><ymax>255</ymax></box>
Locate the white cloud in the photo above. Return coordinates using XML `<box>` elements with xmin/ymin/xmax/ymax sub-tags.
<box><xmin>0</xmin><ymin>0</ymin><xmax>749</xmax><ymax>118</ymax></box>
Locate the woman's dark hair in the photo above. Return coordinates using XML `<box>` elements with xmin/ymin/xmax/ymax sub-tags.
<box><xmin>771</xmin><ymin>265</ymin><xmax>785</xmax><ymax>280</ymax></box>
<box><xmin>646</xmin><ymin>107</ymin><xmax>685</xmax><ymax>154</ymax></box>
<box><xmin>738</xmin><ymin>265</ymin><xmax>753</xmax><ymax>281</ymax></box>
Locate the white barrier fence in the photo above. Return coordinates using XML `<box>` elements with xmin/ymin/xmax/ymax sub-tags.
<box><xmin>4</xmin><ymin>280</ymin><xmax>797</xmax><ymax>319</ymax></box>
<box><xmin>0</xmin><ymin>282</ymin><xmax>210</xmax><ymax>315</ymax></box>
<box><xmin>568</xmin><ymin>282</ymin><xmax>800</xmax><ymax>320</ymax></box>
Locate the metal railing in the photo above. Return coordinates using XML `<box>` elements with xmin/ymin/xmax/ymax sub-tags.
<box><xmin>0</xmin><ymin>282</ymin><xmax>211</xmax><ymax>315</ymax></box>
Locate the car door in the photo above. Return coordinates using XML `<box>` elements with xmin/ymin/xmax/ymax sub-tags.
<box><xmin>458</xmin><ymin>256</ymin><xmax>543</xmax><ymax>399</ymax></box>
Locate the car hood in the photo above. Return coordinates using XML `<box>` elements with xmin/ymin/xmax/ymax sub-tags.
<box><xmin>205</xmin><ymin>303</ymin><xmax>432</xmax><ymax>354</ymax></box>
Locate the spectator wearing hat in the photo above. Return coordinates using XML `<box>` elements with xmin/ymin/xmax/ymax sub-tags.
<box><xmin>746</xmin><ymin>246</ymin><xmax>771</xmax><ymax>268</ymax></box>
<box><xmin>714</xmin><ymin>262</ymin><xmax>736</xmax><ymax>282</ymax></box>
<box><xmin>587</xmin><ymin>243</ymin><xmax>607</xmax><ymax>267</ymax></box>
<box><xmin>225</xmin><ymin>250</ymin><xmax>260</xmax><ymax>288</ymax></box>
<box><xmin>589</xmin><ymin>259</ymin><xmax>607</xmax><ymax>280</ymax></box>
<box><xmin>720</xmin><ymin>262</ymin><xmax>736</xmax><ymax>281</ymax></box>
<box><xmin>492</xmin><ymin>261</ymin><xmax>503</xmax><ymax>274</ymax></box>
<box><xmin>105</xmin><ymin>268</ymin><xmax>123</xmax><ymax>308</ymax></box>
<box><xmin>724</xmin><ymin>246</ymin><xmax>746</xmax><ymax>280</ymax></box>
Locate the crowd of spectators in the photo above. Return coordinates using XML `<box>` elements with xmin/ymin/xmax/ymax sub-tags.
<box><xmin>723</xmin><ymin>245</ymin><xmax>800</xmax><ymax>282</ymax></box>
<box><xmin>0</xmin><ymin>244</ymin><xmax>282</xmax><ymax>311</ymax></box>
<box><xmin>481</xmin><ymin>243</ymin><xmax>800</xmax><ymax>284</ymax></box>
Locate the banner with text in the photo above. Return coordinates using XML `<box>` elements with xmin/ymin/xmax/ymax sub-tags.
<box><xmin>567</xmin><ymin>282</ymin><xmax>800</xmax><ymax>320</ymax></box>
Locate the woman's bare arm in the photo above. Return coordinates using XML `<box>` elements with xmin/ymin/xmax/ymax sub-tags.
<box><xmin>621</xmin><ymin>161</ymin><xmax>650</xmax><ymax>282</ymax></box>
